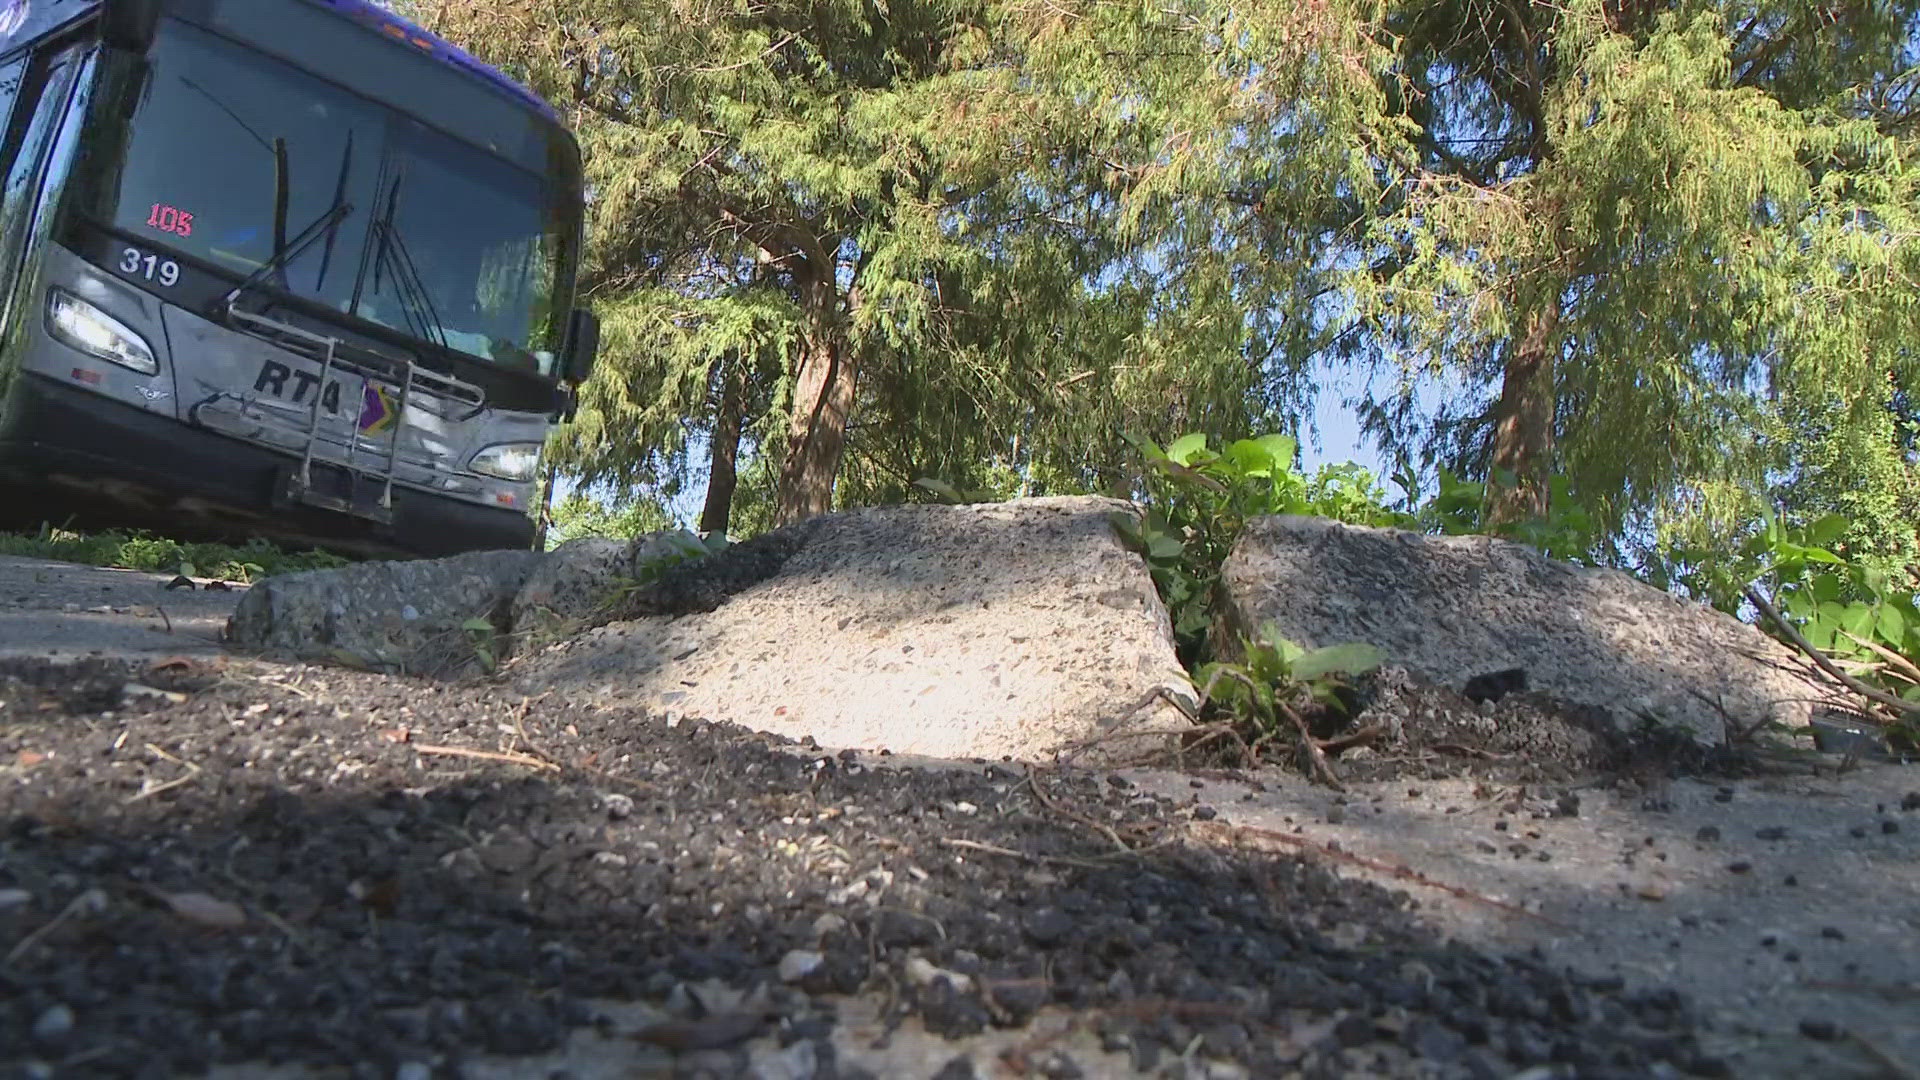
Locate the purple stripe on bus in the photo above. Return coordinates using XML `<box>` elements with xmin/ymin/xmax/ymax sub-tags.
<box><xmin>307</xmin><ymin>0</ymin><xmax>561</xmax><ymax>123</ymax></box>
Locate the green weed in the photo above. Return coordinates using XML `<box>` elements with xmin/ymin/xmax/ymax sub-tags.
<box><xmin>0</xmin><ymin>526</ymin><xmax>348</xmax><ymax>583</ymax></box>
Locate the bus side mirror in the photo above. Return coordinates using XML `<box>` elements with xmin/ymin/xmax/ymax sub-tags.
<box><xmin>563</xmin><ymin>308</ymin><xmax>599</xmax><ymax>385</ymax></box>
<box><xmin>101</xmin><ymin>0</ymin><xmax>163</xmax><ymax>52</ymax></box>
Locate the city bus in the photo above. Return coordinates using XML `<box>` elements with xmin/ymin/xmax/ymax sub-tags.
<box><xmin>0</xmin><ymin>0</ymin><xmax>598</xmax><ymax>557</ymax></box>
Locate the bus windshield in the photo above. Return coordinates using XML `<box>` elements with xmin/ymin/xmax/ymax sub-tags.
<box><xmin>98</xmin><ymin>17</ymin><xmax>578</xmax><ymax>375</ymax></box>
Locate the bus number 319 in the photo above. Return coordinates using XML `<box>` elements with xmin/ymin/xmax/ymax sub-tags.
<box><xmin>119</xmin><ymin>247</ymin><xmax>180</xmax><ymax>288</ymax></box>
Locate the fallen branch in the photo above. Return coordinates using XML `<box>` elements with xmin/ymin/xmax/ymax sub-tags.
<box><xmin>1195</xmin><ymin>820</ymin><xmax>1570</xmax><ymax>930</ymax></box>
<box><xmin>412</xmin><ymin>744</ymin><xmax>560</xmax><ymax>771</ymax></box>
<box><xmin>1281</xmin><ymin>702</ymin><xmax>1345</xmax><ymax>790</ymax></box>
<box><xmin>1746</xmin><ymin>587</ymin><xmax>1920</xmax><ymax>719</ymax></box>
<box><xmin>1317</xmin><ymin>724</ymin><xmax>1386</xmax><ymax>756</ymax></box>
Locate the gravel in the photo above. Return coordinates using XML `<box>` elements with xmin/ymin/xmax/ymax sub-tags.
<box><xmin>1</xmin><ymin>655</ymin><xmax>1744</xmax><ymax>1077</ymax></box>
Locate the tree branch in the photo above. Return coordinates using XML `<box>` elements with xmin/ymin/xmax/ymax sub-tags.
<box><xmin>1744</xmin><ymin>587</ymin><xmax>1920</xmax><ymax>719</ymax></box>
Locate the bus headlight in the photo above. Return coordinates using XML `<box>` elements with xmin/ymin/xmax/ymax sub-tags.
<box><xmin>47</xmin><ymin>290</ymin><xmax>158</xmax><ymax>375</ymax></box>
<box><xmin>469</xmin><ymin>442</ymin><xmax>542</xmax><ymax>482</ymax></box>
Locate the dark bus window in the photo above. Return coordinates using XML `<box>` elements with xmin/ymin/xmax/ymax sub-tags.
<box><xmin>0</xmin><ymin>55</ymin><xmax>24</xmax><ymax>172</ymax></box>
<box><xmin>0</xmin><ymin>51</ymin><xmax>75</xmax><ymax>323</ymax></box>
<box><xmin>108</xmin><ymin>19</ymin><xmax>381</xmax><ymax>311</ymax></box>
<box><xmin>92</xmin><ymin>18</ymin><xmax>574</xmax><ymax>371</ymax></box>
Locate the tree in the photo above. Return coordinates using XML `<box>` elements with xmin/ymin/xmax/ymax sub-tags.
<box><xmin>415</xmin><ymin>0</ymin><xmax>1398</xmax><ymax>528</ymax></box>
<box><xmin>1352</xmin><ymin>0</ymin><xmax>1920</xmax><ymax>542</ymax></box>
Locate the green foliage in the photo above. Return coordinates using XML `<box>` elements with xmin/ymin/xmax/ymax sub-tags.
<box><xmin>1655</xmin><ymin>507</ymin><xmax>1920</xmax><ymax>743</ymax></box>
<box><xmin>1109</xmin><ymin>432</ymin><xmax>1409</xmax><ymax>667</ymax></box>
<box><xmin>628</xmin><ymin>530</ymin><xmax>733</xmax><ymax>591</ymax></box>
<box><xmin>546</xmin><ymin>492</ymin><xmax>677</xmax><ymax>549</ymax></box>
<box><xmin>1407</xmin><ymin>470</ymin><xmax>1603</xmax><ymax>566</ymax></box>
<box><xmin>460</xmin><ymin>617</ymin><xmax>501</xmax><ymax>673</ymax></box>
<box><xmin>1196</xmin><ymin>621</ymin><xmax>1383</xmax><ymax>746</ymax></box>
<box><xmin>0</xmin><ymin>527</ymin><xmax>346</xmax><ymax>582</ymax></box>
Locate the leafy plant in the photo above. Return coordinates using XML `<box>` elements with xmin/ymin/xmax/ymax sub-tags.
<box><xmin>0</xmin><ymin>526</ymin><xmax>346</xmax><ymax>582</ymax></box>
<box><xmin>1109</xmin><ymin>432</ymin><xmax>1410</xmax><ymax>667</ymax></box>
<box><xmin>461</xmin><ymin>617</ymin><xmax>501</xmax><ymax>673</ymax></box>
<box><xmin>1197</xmin><ymin>623</ymin><xmax>1383</xmax><ymax>732</ymax></box>
<box><xmin>1415</xmin><ymin>470</ymin><xmax>1601</xmax><ymax>566</ymax></box>
<box><xmin>1659</xmin><ymin>508</ymin><xmax>1920</xmax><ymax>747</ymax></box>
<box><xmin>1194</xmin><ymin>622</ymin><xmax>1384</xmax><ymax>784</ymax></box>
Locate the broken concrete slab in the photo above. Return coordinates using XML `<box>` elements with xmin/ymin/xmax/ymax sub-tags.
<box><xmin>507</xmin><ymin>496</ymin><xmax>1196</xmax><ymax>764</ymax></box>
<box><xmin>1219</xmin><ymin>515</ymin><xmax>1840</xmax><ymax>743</ymax></box>
<box><xmin>226</xmin><ymin>549</ymin><xmax>542</xmax><ymax>672</ymax></box>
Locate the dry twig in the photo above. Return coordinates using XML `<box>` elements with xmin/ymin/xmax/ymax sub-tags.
<box><xmin>1197</xmin><ymin>820</ymin><xmax>1569</xmax><ymax>929</ymax></box>
<box><xmin>1281</xmin><ymin>702</ymin><xmax>1345</xmax><ymax>790</ymax></box>
<box><xmin>1024</xmin><ymin>769</ymin><xmax>1133</xmax><ymax>853</ymax></box>
<box><xmin>126</xmin><ymin>743</ymin><xmax>202</xmax><ymax>803</ymax></box>
<box><xmin>413</xmin><ymin>744</ymin><xmax>560</xmax><ymax>771</ymax></box>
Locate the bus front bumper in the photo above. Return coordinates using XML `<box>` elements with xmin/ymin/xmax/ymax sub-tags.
<box><xmin>0</xmin><ymin>373</ymin><xmax>535</xmax><ymax>557</ymax></box>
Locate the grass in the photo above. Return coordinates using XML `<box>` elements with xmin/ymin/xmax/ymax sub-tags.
<box><xmin>0</xmin><ymin>526</ymin><xmax>349</xmax><ymax>583</ymax></box>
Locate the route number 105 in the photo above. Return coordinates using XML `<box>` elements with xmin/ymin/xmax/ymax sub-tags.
<box><xmin>120</xmin><ymin>246</ymin><xmax>180</xmax><ymax>288</ymax></box>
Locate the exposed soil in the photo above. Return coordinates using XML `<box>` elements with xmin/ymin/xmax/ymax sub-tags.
<box><xmin>1312</xmin><ymin>665</ymin><xmax>1766</xmax><ymax>787</ymax></box>
<box><xmin>1</xmin><ymin>655</ymin><xmax>1738</xmax><ymax>1079</ymax></box>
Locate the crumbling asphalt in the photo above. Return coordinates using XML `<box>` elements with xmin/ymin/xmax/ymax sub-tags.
<box><xmin>0</xmin><ymin>557</ymin><xmax>1913</xmax><ymax>1079</ymax></box>
<box><xmin>2</xmin><ymin>655</ymin><xmax>1734</xmax><ymax>1080</ymax></box>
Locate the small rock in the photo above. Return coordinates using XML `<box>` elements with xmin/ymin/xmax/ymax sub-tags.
<box><xmin>1325</xmin><ymin>804</ymin><xmax>1346</xmax><ymax>825</ymax></box>
<box><xmin>1403</xmin><ymin>1016</ymin><xmax>1468</xmax><ymax>1062</ymax></box>
<box><xmin>1882</xmin><ymin>820</ymin><xmax>1900</xmax><ymax>835</ymax></box>
<box><xmin>163</xmin><ymin>575</ymin><xmax>197</xmax><ymax>591</ymax></box>
<box><xmin>603</xmin><ymin>793</ymin><xmax>635</xmax><ymax>820</ymax></box>
<box><xmin>904</xmin><ymin>956</ymin><xmax>973</xmax><ymax>993</ymax></box>
<box><xmin>1034</xmin><ymin>1050</ymin><xmax>1085</xmax><ymax>1079</ymax></box>
<box><xmin>0</xmin><ymin>888</ymin><xmax>31</xmax><ymax>910</ymax></box>
<box><xmin>812</xmin><ymin>913</ymin><xmax>848</xmax><ymax>938</ymax></box>
<box><xmin>1798</xmin><ymin>1018</ymin><xmax>1842</xmax><ymax>1042</ymax></box>
<box><xmin>748</xmin><ymin>1039</ymin><xmax>818</xmax><ymax>1080</ymax></box>
<box><xmin>1023</xmin><ymin>907</ymin><xmax>1074</xmax><ymax>947</ymax></box>
<box><xmin>1820</xmin><ymin>927</ymin><xmax>1846</xmax><ymax>941</ymax></box>
<box><xmin>31</xmin><ymin>1004</ymin><xmax>73</xmax><ymax>1046</ymax></box>
<box><xmin>1783</xmin><ymin>874</ymin><xmax>1798</xmax><ymax>887</ymax></box>
<box><xmin>931</xmin><ymin>1055</ymin><xmax>979</xmax><ymax>1080</ymax></box>
<box><xmin>1553</xmin><ymin>792</ymin><xmax>1580</xmax><ymax>818</ymax></box>
<box><xmin>1850</xmin><ymin>826</ymin><xmax>1869</xmax><ymax>839</ymax></box>
<box><xmin>1192</xmin><ymin>805</ymin><xmax>1217</xmax><ymax>821</ymax></box>
<box><xmin>1715</xmin><ymin>788</ymin><xmax>1735</xmax><ymax>803</ymax></box>
<box><xmin>778</xmin><ymin>950</ymin><xmax>825</xmax><ymax>983</ymax></box>
<box><xmin>1727</xmin><ymin>861</ymin><xmax>1753</xmax><ymax>874</ymax></box>
<box><xmin>1754</xmin><ymin>826</ymin><xmax>1788</xmax><ymax>841</ymax></box>
<box><xmin>1760</xmin><ymin>932</ymin><xmax>1781</xmax><ymax>948</ymax></box>
<box><xmin>1901</xmin><ymin>792</ymin><xmax>1919</xmax><ymax>812</ymax></box>
<box><xmin>1636</xmin><ymin>885</ymin><xmax>1667</xmax><ymax>902</ymax></box>
<box><xmin>1694</xmin><ymin>826</ymin><xmax>1721</xmax><ymax>842</ymax></box>
<box><xmin>1107</xmin><ymin>774</ymin><xmax>1132</xmax><ymax>789</ymax></box>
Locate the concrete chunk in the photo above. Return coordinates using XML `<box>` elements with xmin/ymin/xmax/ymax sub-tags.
<box><xmin>1218</xmin><ymin>515</ymin><xmax>1839</xmax><ymax>743</ymax></box>
<box><xmin>509</xmin><ymin>497</ymin><xmax>1195</xmax><ymax>763</ymax></box>
<box><xmin>226</xmin><ymin>549</ymin><xmax>541</xmax><ymax>672</ymax></box>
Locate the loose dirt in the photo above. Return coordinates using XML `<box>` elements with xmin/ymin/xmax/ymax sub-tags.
<box><xmin>0</xmin><ymin>559</ymin><xmax>1914</xmax><ymax>1079</ymax></box>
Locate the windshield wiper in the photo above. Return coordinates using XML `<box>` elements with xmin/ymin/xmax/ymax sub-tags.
<box><xmin>217</xmin><ymin>201</ymin><xmax>356</xmax><ymax>317</ymax></box>
<box><xmin>370</xmin><ymin>218</ymin><xmax>448</xmax><ymax>352</ymax></box>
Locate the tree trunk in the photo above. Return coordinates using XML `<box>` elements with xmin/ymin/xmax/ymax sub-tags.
<box><xmin>775</xmin><ymin>275</ymin><xmax>855</xmax><ymax>525</ymax></box>
<box><xmin>1486</xmin><ymin>298</ymin><xmax>1560</xmax><ymax>529</ymax></box>
<box><xmin>699</xmin><ymin>357</ymin><xmax>744</xmax><ymax>535</ymax></box>
<box><xmin>532</xmin><ymin>458</ymin><xmax>559</xmax><ymax>551</ymax></box>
